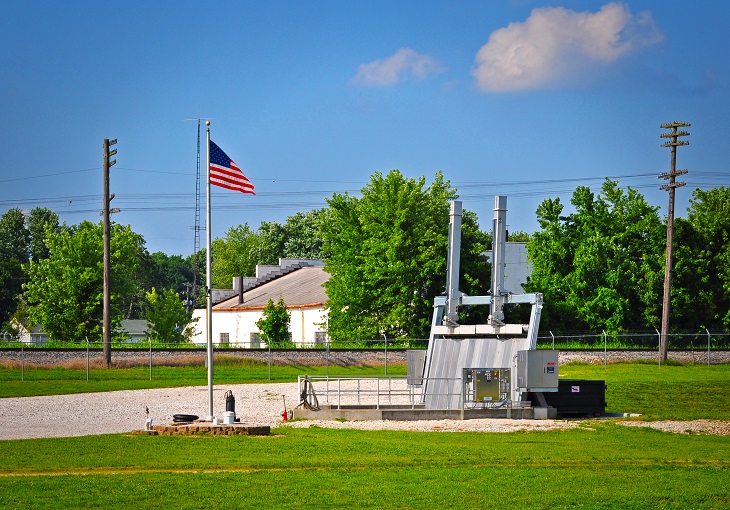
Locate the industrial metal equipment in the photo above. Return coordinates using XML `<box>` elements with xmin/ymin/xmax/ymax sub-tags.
<box><xmin>406</xmin><ymin>350</ymin><xmax>427</xmax><ymax>386</ymax></box>
<box><xmin>463</xmin><ymin>368</ymin><xmax>511</xmax><ymax>407</ymax></box>
<box><xmin>422</xmin><ymin>197</ymin><xmax>545</xmax><ymax>409</ymax></box>
<box><xmin>516</xmin><ymin>350</ymin><xmax>559</xmax><ymax>392</ymax></box>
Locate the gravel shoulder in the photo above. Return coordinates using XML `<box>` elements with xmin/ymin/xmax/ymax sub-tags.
<box><xmin>1</xmin><ymin>383</ymin><xmax>727</xmax><ymax>439</ymax></box>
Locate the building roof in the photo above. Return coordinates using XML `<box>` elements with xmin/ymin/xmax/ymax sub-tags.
<box><xmin>214</xmin><ymin>266</ymin><xmax>329</xmax><ymax>311</ymax></box>
<box><xmin>121</xmin><ymin>319</ymin><xmax>148</xmax><ymax>336</ymax></box>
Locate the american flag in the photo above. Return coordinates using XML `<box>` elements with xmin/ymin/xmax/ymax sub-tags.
<box><xmin>209</xmin><ymin>140</ymin><xmax>255</xmax><ymax>195</ymax></box>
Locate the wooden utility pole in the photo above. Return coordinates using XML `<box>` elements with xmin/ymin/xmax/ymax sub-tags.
<box><xmin>102</xmin><ymin>138</ymin><xmax>117</xmax><ymax>368</ymax></box>
<box><xmin>659</xmin><ymin>121</ymin><xmax>690</xmax><ymax>363</ymax></box>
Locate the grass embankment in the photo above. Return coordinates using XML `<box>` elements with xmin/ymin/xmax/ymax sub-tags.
<box><xmin>0</xmin><ymin>361</ymin><xmax>729</xmax><ymax>508</ymax></box>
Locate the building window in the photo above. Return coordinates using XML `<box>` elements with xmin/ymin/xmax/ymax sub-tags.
<box><xmin>250</xmin><ymin>332</ymin><xmax>260</xmax><ymax>348</ymax></box>
<box><xmin>219</xmin><ymin>333</ymin><xmax>230</xmax><ymax>346</ymax></box>
<box><xmin>314</xmin><ymin>331</ymin><xmax>327</xmax><ymax>345</ymax></box>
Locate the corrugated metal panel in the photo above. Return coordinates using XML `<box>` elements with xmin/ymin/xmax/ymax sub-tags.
<box><xmin>424</xmin><ymin>336</ymin><xmax>531</xmax><ymax>409</ymax></box>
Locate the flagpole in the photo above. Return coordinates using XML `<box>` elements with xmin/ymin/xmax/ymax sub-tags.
<box><xmin>205</xmin><ymin>122</ymin><xmax>214</xmax><ymax>421</ymax></box>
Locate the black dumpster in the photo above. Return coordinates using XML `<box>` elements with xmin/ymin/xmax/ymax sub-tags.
<box><xmin>529</xmin><ymin>379</ymin><xmax>607</xmax><ymax>417</ymax></box>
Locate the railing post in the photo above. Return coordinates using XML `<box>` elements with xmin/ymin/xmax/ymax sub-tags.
<box><xmin>85</xmin><ymin>336</ymin><xmax>89</xmax><ymax>381</ymax></box>
<box><xmin>655</xmin><ymin>328</ymin><xmax>661</xmax><ymax>367</ymax></box>
<box><xmin>268</xmin><ymin>341</ymin><xmax>271</xmax><ymax>381</ymax></box>
<box><xmin>550</xmin><ymin>331</ymin><xmax>555</xmax><ymax>350</ymax></box>
<box><xmin>603</xmin><ymin>330</ymin><xmax>607</xmax><ymax>369</ymax></box>
<box><xmin>21</xmin><ymin>341</ymin><xmax>24</xmax><ymax>382</ymax></box>
<box><xmin>706</xmin><ymin>328</ymin><xmax>711</xmax><ymax>368</ymax></box>
<box><xmin>376</xmin><ymin>378</ymin><xmax>380</xmax><ymax>410</ymax></box>
<box><xmin>149</xmin><ymin>340</ymin><xmax>153</xmax><ymax>381</ymax></box>
<box><xmin>383</xmin><ymin>333</ymin><xmax>388</xmax><ymax>376</ymax></box>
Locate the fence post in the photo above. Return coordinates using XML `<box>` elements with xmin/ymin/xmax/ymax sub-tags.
<box><xmin>706</xmin><ymin>328</ymin><xmax>711</xmax><ymax>368</ymax></box>
<box><xmin>21</xmin><ymin>341</ymin><xmax>24</xmax><ymax>382</ymax></box>
<box><xmin>550</xmin><ymin>331</ymin><xmax>555</xmax><ymax>350</ymax></box>
<box><xmin>149</xmin><ymin>340</ymin><xmax>153</xmax><ymax>381</ymax></box>
<box><xmin>326</xmin><ymin>340</ymin><xmax>330</xmax><ymax>379</ymax></box>
<box><xmin>603</xmin><ymin>330</ymin><xmax>607</xmax><ymax>369</ymax></box>
<box><xmin>85</xmin><ymin>336</ymin><xmax>89</xmax><ymax>381</ymax></box>
<box><xmin>655</xmin><ymin>328</ymin><xmax>661</xmax><ymax>367</ymax></box>
<box><xmin>383</xmin><ymin>333</ymin><xmax>388</xmax><ymax>376</ymax></box>
<box><xmin>268</xmin><ymin>341</ymin><xmax>271</xmax><ymax>381</ymax></box>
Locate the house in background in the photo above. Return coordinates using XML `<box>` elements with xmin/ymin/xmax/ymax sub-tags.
<box><xmin>2</xmin><ymin>319</ymin><xmax>150</xmax><ymax>345</ymax></box>
<box><xmin>191</xmin><ymin>259</ymin><xmax>329</xmax><ymax>347</ymax></box>
<box><xmin>1</xmin><ymin>322</ymin><xmax>50</xmax><ymax>345</ymax></box>
<box><xmin>121</xmin><ymin>319</ymin><xmax>149</xmax><ymax>343</ymax></box>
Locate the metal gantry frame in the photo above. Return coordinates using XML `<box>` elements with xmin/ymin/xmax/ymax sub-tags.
<box><xmin>422</xmin><ymin>196</ymin><xmax>544</xmax><ymax>409</ymax></box>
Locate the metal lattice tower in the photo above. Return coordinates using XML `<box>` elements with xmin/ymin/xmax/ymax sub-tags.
<box><xmin>192</xmin><ymin>119</ymin><xmax>202</xmax><ymax>303</ymax></box>
<box><xmin>185</xmin><ymin>116</ymin><xmax>214</xmax><ymax>305</ymax></box>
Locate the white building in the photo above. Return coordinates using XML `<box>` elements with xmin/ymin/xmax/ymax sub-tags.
<box><xmin>191</xmin><ymin>259</ymin><xmax>329</xmax><ymax>347</ymax></box>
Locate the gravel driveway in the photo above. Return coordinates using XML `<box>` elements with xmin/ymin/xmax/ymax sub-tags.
<box><xmin>1</xmin><ymin>383</ymin><xmax>727</xmax><ymax>439</ymax></box>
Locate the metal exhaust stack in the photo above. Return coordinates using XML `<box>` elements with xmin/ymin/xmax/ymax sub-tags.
<box><xmin>489</xmin><ymin>196</ymin><xmax>507</xmax><ymax>325</ymax></box>
<box><xmin>444</xmin><ymin>201</ymin><xmax>462</xmax><ymax>325</ymax></box>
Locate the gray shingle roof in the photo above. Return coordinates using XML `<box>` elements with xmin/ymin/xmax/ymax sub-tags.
<box><xmin>214</xmin><ymin>266</ymin><xmax>328</xmax><ymax>310</ymax></box>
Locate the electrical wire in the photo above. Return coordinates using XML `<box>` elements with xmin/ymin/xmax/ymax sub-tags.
<box><xmin>1</xmin><ymin>171</ymin><xmax>725</xmax><ymax>216</ymax></box>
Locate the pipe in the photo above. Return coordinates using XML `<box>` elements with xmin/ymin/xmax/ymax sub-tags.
<box><xmin>445</xmin><ymin>201</ymin><xmax>462</xmax><ymax>324</ymax></box>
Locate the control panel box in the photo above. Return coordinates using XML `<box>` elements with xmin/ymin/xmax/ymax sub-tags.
<box><xmin>516</xmin><ymin>350</ymin><xmax>559</xmax><ymax>391</ymax></box>
<box><xmin>463</xmin><ymin>368</ymin><xmax>511</xmax><ymax>402</ymax></box>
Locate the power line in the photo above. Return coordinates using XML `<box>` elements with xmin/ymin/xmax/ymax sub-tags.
<box><xmin>0</xmin><ymin>171</ymin><xmax>725</xmax><ymax>215</ymax></box>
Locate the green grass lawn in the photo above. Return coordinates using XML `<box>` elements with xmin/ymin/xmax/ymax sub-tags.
<box><xmin>0</xmin><ymin>424</ymin><xmax>728</xmax><ymax>509</ymax></box>
<box><xmin>562</xmin><ymin>361</ymin><xmax>730</xmax><ymax>420</ymax></box>
<box><xmin>1</xmin><ymin>360</ymin><xmax>729</xmax><ymax>508</ymax></box>
<box><xmin>0</xmin><ymin>357</ymin><xmax>406</xmax><ymax>398</ymax></box>
<box><xmin>1</xmin><ymin>358</ymin><xmax>728</xmax><ymax>420</ymax></box>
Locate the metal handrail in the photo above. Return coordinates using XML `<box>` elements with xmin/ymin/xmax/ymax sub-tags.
<box><xmin>298</xmin><ymin>375</ymin><xmax>479</xmax><ymax>411</ymax></box>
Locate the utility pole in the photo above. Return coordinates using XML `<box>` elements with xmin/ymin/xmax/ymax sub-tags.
<box><xmin>102</xmin><ymin>138</ymin><xmax>118</xmax><ymax>368</ymax></box>
<box><xmin>659</xmin><ymin>121</ymin><xmax>690</xmax><ymax>363</ymax></box>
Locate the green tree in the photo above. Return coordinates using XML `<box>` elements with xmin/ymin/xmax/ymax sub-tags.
<box><xmin>145</xmin><ymin>287</ymin><xmax>197</xmax><ymax>343</ymax></box>
<box><xmin>283</xmin><ymin>209</ymin><xmax>326</xmax><ymax>259</ymax></box>
<box><xmin>321</xmin><ymin>170</ymin><xmax>488</xmax><ymax>340</ymax></box>
<box><xmin>526</xmin><ymin>179</ymin><xmax>665</xmax><ymax>333</ymax></box>
<box><xmin>186</xmin><ymin>249</ymin><xmax>207</xmax><ymax>309</ymax></box>
<box><xmin>211</xmin><ymin>224</ymin><xmax>258</xmax><ymax>288</ymax></box>
<box><xmin>27</xmin><ymin>207</ymin><xmax>59</xmax><ymax>261</ymax></box>
<box><xmin>23</xmin><ymin>221</ymin><xmax>146</xmax><ymax>342</ymax></box>
<box><xmin>145</xmin><ymin>252</ymin><xmax>194</xmax><ymax>296</ymax></box>
<box><xmin>255</xmin><ymin>298</ymin><xmax>291</xmax><ymax>346</ymax></box>
<box><xmin>680</xmin><ymin>187</ymin><xmax>730</xmax><ymax>329</ymax></box>
<box><xmin>0</xmin><ymin>209</ymin><xmax>30</xmax><ymax>327</ymax></box>
<box><xmin>255</xmin><ymin>221</ymin><xmax>286</xmax><ymax>265</ymax></box>
<box><xmin>255</xmin><ymin>209</ymin><xmax>327</xmax><ymax>265</ymax></box>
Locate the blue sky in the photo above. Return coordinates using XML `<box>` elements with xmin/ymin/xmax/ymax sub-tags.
<box><xmin>1</xmin><ymin>1</ymin><xmax>727</xmax><ymax>256</ymax></box>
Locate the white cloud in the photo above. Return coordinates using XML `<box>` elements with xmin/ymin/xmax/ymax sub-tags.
<box><xmin>471</xmin><ymin>2</ymin><xmax>663</xmax><ymax>92</ymax></box>
<box><xmin>350</xmin><ymin>48</ymin><xmax>445</xmax><ymax>86</ymax></box>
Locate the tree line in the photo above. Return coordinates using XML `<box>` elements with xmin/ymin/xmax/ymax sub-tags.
<box><xmin>1</xmin><ymin>171</ymin><xmax>728</xmax><ymax>343</ymax></box>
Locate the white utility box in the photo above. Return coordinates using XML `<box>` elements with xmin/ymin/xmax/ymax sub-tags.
<box><xmin>516</xmin><ymin>350</ymin><xmax>559</xmax><ymax>392</ymax></box>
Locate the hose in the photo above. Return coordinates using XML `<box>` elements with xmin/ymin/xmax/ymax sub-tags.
<box><xmin>172</xmin><ymin>414</ymin><xmax>199</xmax><ymax>423</ymax></box>
<box><xmin>297</xmin><ymin>377</ymin><xmax>320</xmax><ymax>411</ymax></box>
